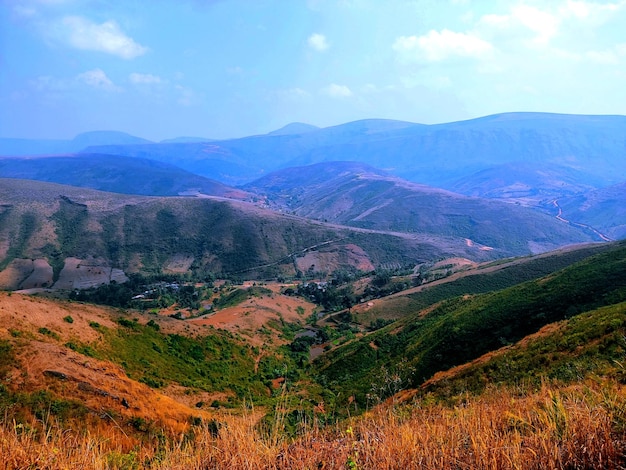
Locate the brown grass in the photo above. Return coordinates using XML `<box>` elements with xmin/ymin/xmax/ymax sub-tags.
<box><xmin>2</xmin><ymin>380</ymin><xmax>625</xmax><ymax>469</ymax></box>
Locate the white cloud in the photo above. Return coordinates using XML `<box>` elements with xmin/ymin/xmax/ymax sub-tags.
<box><xmin>129</xmin><ymin>72</ymin><xmax>164</xmax><ymax>85</ymax></box>
<box><xmin>61</xmin><ymin>16</ymin><xmax>147</xmax><ymax>59</ymax></box>
<box><xmin>321</xmin><ymin>83</ymin><xmax>353</xmax><ymax>98</ymax></box>
<box><xmin>308</xmin><ymin>33</ymin><xmax>329</xmax><ymax>51</ymax></box>
<box><xmin>394</xmin><ymin>29</ymin><xmax>494</xmax><ymax>62</ymax></box>
<box><xmin>510</xmin><ymin>5</ymin><xmax>559</xmax><ymax>44</ymax></box>
<box><xmin>77</xmin><ymin>69</ymin><xmax>121</xmax><ymax>92</ymax></box>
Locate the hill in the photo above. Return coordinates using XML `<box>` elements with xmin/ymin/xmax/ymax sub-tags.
<box><xmin>0</xmin><ymin>178</ymin><xmax>500</xmax><ymax>290</ymax></box>
<box><xmin>0</xmin><ymin>131</ymin><xmax>152</xmax><ymax>156</ymax></box>
<box><xmin>245</xmin><ymin>161</ymin><xmax>598</xmax><ymax>255</ymax></box>
<box><xmin>82</xmin><ymin>113</ymin><xmax>626</xmax><ymax>187</ymax></box>
<box><xmin>267</xmin><ymin>122</ymin><xmax>320</xmax><ymax>136</ymax></box>
<box><xmin>446</xmin><ymin>161</ymin><xmax>607</xmax><ymax>204</ymax></box>
<box><xmin>314</xmin><ymin>239</ymin><xmax>626</xmax><ymax>405</ymax></box>
<box><xmin>557</xmin><ymin>181</ymin><xmax>626</xmax><ymax>240</ymax></box>
<box><xmin>0</xmin><ymin>153</ymin><xmax>250</xmax><ymax>198</ymax></box>
<box><xmin>2</xmin><ymin>239</ymin><xmax>626</xmax><ymax>468</ymax></box>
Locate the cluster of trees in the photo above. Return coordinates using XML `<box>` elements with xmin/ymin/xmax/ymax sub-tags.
<box><xmin>69</xmin><ymin>274</ymin><xmax>205</xmax><ymax>311</ymax></box>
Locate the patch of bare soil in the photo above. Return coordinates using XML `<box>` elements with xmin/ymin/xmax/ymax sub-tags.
<box><xmin>0</xmin><ymin>259</ymin><xmax>36</xmax><ymax>290</ymax></box>
<box><xmin>53</xmin><ymin>257</ymin><xmax>128</xmax><ymax>289</ymax></box>
<box><xmin>189</xmin><ymin>293</ymin><xmax>314</xmax><ymax>345</ymax></box>
<box><xmin>163</xmin><ymin>254</ymin><xmax>195</xmax><ymax>273</ymax></box>
<box><xmin>295</xmin><ymin>243</ymin><xmax>374</xmax><ymax>273</ymax></box>
<box><xmin>20</xmin><ymin>258</ymin><xmax>54</xmax><ymax>289</ymax></box>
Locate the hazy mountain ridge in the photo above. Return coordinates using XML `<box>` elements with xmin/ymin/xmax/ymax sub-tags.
<box><xmin>79</xmin><ymin>113</ymin><xmax>626</xmax><ymax>188</ymax></box>
<box><xmin>246</xmin><ymin>161</ymin><xmax>598</xmax><ymax>255</ymax></box>
<box><xmin>446</xmin><ymin>161</ymin><xmax>608</xmax><ymax>203</ymax></box>
<box><xmin>557</xmin><ymin>181</ymin><xmax>626</xmax><ymax>240</ymax></box>
<box><xmin>0</xmin><ymin>153</ymin><xmax>250</xmax><ymax>198</ymax></box>
<box><xmin>0</xmin><ymin>131</ymin><xmax>153</xmax><ymax>156</ymax></box>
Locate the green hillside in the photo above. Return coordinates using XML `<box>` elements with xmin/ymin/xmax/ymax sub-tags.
<box><xmin>314</xmin><ymin>240</ymin><xmax>626</xmax><ymax>406</ymax></box>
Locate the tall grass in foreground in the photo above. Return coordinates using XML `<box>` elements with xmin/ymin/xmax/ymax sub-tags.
<box><xmin>2</xmin><ymin>380</ymin><xmax>625</xmax><ymax>469</ymax></box>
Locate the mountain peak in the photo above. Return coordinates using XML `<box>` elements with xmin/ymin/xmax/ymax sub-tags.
<box><xmin>268</xmin><ymin>122</ymin><xmax>320</xmax><ymax>136</ymax></box>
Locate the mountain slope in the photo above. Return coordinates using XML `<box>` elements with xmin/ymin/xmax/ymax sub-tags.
<box><xmin>557</xmin><ymin>181</ymin><xmax>626</xmax><ymax>240</ymax></box>
<box><xmin>246</xmin><ymin>161</ymin><xmax>598</xmax><ymax>255</ymax></box>
<box><xmin>0</xmin><ymin>179</ymin><xmax>499</xmax><ymax>289</ymax></box>
<box><xmin>314</xmin><ymin>239</ymin><xmax>626</xmax><ymax>405</ymax></box>
<box><xmin>0</xmin><ymin>153</ymin><xmax>250</xmax><ymax>198</ymax></box>
<box><xmin>0</xmin><ymin>131</ymin><xmax>152</xmax><ymax>156</ymax></box>
<box><xmin>446</xmin><ymin>161</ymin><xmax>607</xmax><ymax>203</ymax></box>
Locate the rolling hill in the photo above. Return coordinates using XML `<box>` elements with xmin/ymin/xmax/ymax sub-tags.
<box><xmin>314</xmin><ymin>239</ymin><xmax>626</xmax><ymax>405</ymax></box>
<box><xmin>0</xmin><ymin>130</ymin><xmax>153</xmax><ymax>156</ymax></box>
<box><xmin>445</xmin><ymin>161</ymin><xmax>608</xmax><ymax>204</ymax></box>
<box><xmin>557</xmin><ymin>181</ymin><xmax>626</xmax><ymax>240</ymax></box>
<box><xmin>245</xmin><ymin>161</ymin><xmax>598</xmax><ymax>255</ymax></box>
<box><xmin>0</xmin><ymin>178</ymin><xmax>501</xmax><ymax>290</ymax></box>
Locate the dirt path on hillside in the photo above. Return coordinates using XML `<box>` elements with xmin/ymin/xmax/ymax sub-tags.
<box><xmin>552</xmin><ymin>200</ymin><xmax>612</xmax><ymax>242</ymax></box>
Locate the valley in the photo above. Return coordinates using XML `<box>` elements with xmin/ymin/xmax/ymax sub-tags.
<box><xmin>1</xmin><ymin>112</ymin><xmax>625</xmax><ymax>468</ymax></box>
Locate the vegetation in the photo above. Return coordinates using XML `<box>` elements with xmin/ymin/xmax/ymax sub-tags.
<box><xmin>2</xmin><ymin>231</ymin><xmax>626</xmax><ymax>467</ymax></box>
<box><xmin>1</xmin><ymin>381</ymin><xmax>624</xmax><ymax>469</ymax></box>
<box><xmin>314</xmin><ymin>241</ymin><xmax>626</xmax><ymax>406</ymax></box>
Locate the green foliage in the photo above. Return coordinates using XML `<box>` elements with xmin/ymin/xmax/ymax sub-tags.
<box><xmin>63</xmin><ymin>315</ymin><xmax>74</xmax><ymax>324</ymax></box>
<box><xmin>315</xmin><ymin>241</ymin><xmax>626</xmax><ymax>407</ymax></box>
<box><xmin>0</xmin><ymin>212</ymin><xmax>37</xmax><ymax>270</ymax></box>
<box><xmin>422</xmin><ymin>301</ymin><xmax>626</xmax><ymax>400</ymax></box>
<box><xmin>75</xmin><ymin>320</ymin><xmax>282</xmax><ymax>404</ymax></box>
<box><xmin>214</xmin><ymin>286</ymin><xmax>272</xmax><ymax>309</ymax></box>
<box><xmin>0</xmin><ymin>340</ymin><xmax>14</xmax><ymax>380</ymax></box>
<box><xmin>38</xmin><ymin>327</ymin><xmax>59</xmax><ymax>340</ymax></box>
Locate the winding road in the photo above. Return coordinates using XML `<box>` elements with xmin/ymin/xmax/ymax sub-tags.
<box><xmin>551</xmin><ymin>200</ymin><xmax>612</xmax><ymax>242</ymax></box>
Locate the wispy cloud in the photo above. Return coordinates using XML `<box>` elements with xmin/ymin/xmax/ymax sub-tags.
<box><xmin>308</xmin><ymin>33</ymin><xmax>329</xmax><ymax>51</ymax></box>
<box><xmin>394</xmin><ymin>29</ymin><xmax>494</xmax><ymax>62</ymax></box>
<box><xmin>129</xmin><ymin>72</ymin><xmax>164</xmax><ymax>85</ymax></box>
<box><xmin>77</xmin><ymin>68</ymin><xmax>122</xmax><ymax>92</ymax></box>
<box><xmin>321</xmin><ymin>83</ymin><xmax>353</xmax><ymax>98</ymax></box>
<box><xmin>60</xmin><ymin>16</ymin><xmax>147</xmax><ymax>59</ymax></box>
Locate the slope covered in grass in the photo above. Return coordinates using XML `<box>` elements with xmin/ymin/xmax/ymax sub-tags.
<box><xmin>315</xmin><ymin>240</ymin><xmax>626</xmax><ymax>405</ymax></box>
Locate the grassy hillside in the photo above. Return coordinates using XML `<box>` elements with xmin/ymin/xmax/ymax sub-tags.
<box><xmin>0</xmin><ymin>179</ymin><xmax>501</xmax><ymax>288</ymax></box>
<box><xmin>2</xmin><ymin>241</ymin><xmax>626</xmax><ymax>467</ymax></box>
<box><xmin>315</xmin><ymin>240</ymin><xmax>626</xmax><ymax>405</ymax></box>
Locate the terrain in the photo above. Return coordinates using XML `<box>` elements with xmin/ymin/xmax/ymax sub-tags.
<box><xmin>79</xmin><ymin>113</ymin><xmax>626</xmax><ymax>188</ymax></box>
<box><xmin>1</xmin><ymin>111</ymin><xmax>626</xmax><ymax>468</ymax></box>
<box><xmin>245</xmin><ymin>161</ymin><xmax>600</xmax><ymax>253</ymax></box>
<box><xmin>1</xmin><ymin>239</ymin><xmax>625</xmax><ymax>468</ymax></box>
<box><xmin>0</xmin><ymin>153</ymin><xmax>251</xmax><ymax>198</ymax></box>
<box><xmin>0</xmin><ymin>178</ymin><xmax>502</xmax><ymax>290</ymax></box>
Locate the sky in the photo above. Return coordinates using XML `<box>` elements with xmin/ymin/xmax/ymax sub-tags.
<box><xmin>1</xmin><ymin>0</ymin><xmax>626</xmax><ymax>141</ymax></box>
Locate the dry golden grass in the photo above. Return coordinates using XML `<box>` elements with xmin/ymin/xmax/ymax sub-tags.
<box><xmin>2</xmin><ymin>380</ymin><xmax>625</xmax><ymax>469</ymax></box>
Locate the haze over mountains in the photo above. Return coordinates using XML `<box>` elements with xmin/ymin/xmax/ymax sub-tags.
<box><xmin>0</xmin><ymin>112</ymin><xmax>624</xmax><ymax>289</ymax></box>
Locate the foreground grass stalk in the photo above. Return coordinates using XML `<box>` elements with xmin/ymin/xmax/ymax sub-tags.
<box><xmin>1</xmin><ymin>381</ymin><xmax>625</xmax><ymax>469</ymax></box>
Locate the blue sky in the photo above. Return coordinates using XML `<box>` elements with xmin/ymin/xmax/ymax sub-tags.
<box><xmin>2</xmin><ymin>0</ymin><xmax>626</xmax><ymax>141</ymax></box>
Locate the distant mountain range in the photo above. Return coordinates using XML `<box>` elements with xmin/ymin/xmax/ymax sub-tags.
<box><xmin>0</xmin><ymin>153</ymin><xmax>250</xmax><ymax>198</ymax></box>
<box><xmin>69</xmin><ymin>112</ymin><xmax>626</xmax><ymax>189</ymax></box>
